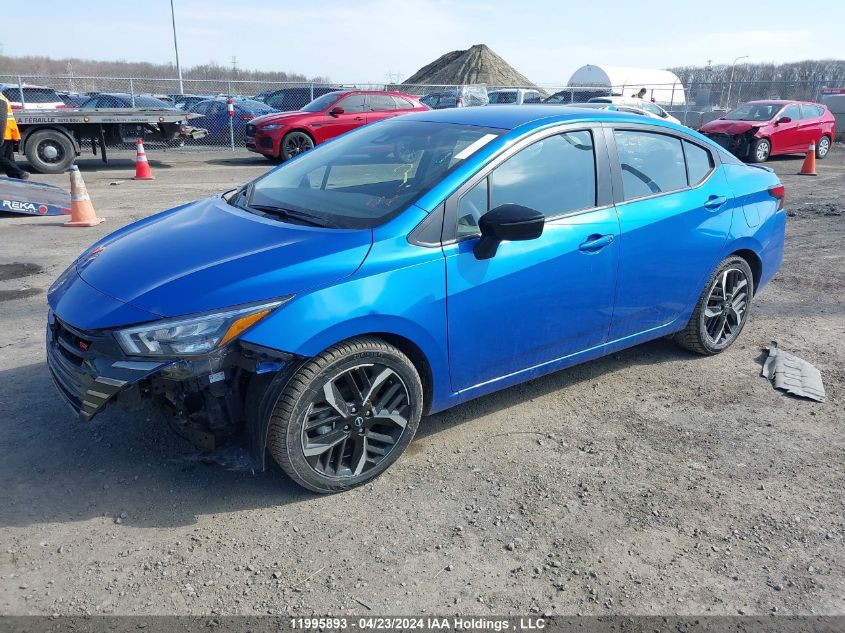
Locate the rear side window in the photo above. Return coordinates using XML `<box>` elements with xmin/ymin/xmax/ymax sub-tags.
<box><xmin>392</xmin><ymin>96</ymin><xmax>415</xmax><ymax>110</ymax></box>
<box><xmin>614</xmin><ymin>130</ymin><xmax>686</xmax><ymax>200</ymax></box>
<box><xmin>683</xmin><ymin>141</ymin><xmax>714</xmax><ymax>186</ymax></box>
<box><xmin>367</xmin><ymin>95</ymin><xmax>396</xmax><ymax>111</ymax></box>
<box><xmin>490</xmin><ymin>130</ymin><xmax>596</xmax><ymax>218</ymax></box>
<box><xmin>800</xmin><ymin>104</ymin><xmax>823</xmax><ymax>119</ymax></box>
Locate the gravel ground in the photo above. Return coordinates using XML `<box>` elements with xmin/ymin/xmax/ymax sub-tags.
<box><xmin>0</xmin><ymin>146</ymin><xmax>843</xmax><ymax>617</ymax></box>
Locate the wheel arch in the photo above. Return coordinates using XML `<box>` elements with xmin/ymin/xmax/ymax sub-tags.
<box><xmin>368</xmin><ymin>332</ymin><xmax>434</xmax><ymax>415</ymax></box>
<box><xmin>729</xmin><ymin>247</ymin><xmax>763</xmax><ymax>295</ymax></box>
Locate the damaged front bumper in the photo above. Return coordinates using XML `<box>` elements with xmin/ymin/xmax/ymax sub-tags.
<box><xmin>46</xmin><ymin>310</ymin><xmax>294</xmax><ymax>466</ymax></box>
<box><xmin>703</xmin><ymin>131</ymin><xmax>754</xmax><ymax>159</ymax></box>
<box><xmin>46</xmin><ymin>310</ymin><xmax>169</xmax><ymax>421</ymax></box>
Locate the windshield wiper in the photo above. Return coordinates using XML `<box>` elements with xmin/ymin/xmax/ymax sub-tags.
<box><xmin>248</xmin><ymin>204</ymin><xmax>337</xmax><ymax>228</ymax></box>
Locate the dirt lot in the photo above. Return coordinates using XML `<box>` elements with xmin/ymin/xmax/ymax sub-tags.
<box><xmin>0</xmin><ymin>147</ymin><xmax>843</xmax><ymax>617</ymax></box>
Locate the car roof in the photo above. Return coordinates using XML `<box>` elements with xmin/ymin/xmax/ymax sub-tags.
<box><xmin>746</xmin><ymin>100</ymin><xmax>792</xmax><ymax>105</ymax></box>
<box><xmin>396</xmin><ymin>104</ymin><xmax>668</xmax><ymax>131</ymax></box>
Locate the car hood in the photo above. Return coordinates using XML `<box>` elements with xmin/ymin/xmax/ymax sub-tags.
<box><xmin>700</xmin><ymin>119</ymin><xmax>766</xmax><ymax>134</ymax></box>
<box><xmin>251</xmin><ymin>110</ymin><xmax>312</xmax><ymax>126</ymax></box>
<box><xmin>76</xmin><ymin>196</ymin><xmax>372</xmax><ymax>320</ymax></box>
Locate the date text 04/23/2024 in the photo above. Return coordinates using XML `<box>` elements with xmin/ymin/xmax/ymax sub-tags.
<box><xmin>290</xmin><ymin>617</ymin><xmax>547</xmax><ymax>631</ymax></box>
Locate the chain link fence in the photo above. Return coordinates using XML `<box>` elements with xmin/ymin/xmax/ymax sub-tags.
<box><xmin>2</xmin><ymin>74</ymin><xmax>842</xmax><ymax>152</ymax></box>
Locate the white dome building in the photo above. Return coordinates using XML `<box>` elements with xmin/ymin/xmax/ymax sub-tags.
<box><xmin>567</xmin><ymin>65</ymin><xmax>686</xmax><ymax>105</ymax></box>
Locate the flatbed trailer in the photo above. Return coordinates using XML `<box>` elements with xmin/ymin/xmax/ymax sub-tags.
<box><xmin>12</xmin><ymin>108</ymin><xmax>207</xmax><ymax>173</ymax></box>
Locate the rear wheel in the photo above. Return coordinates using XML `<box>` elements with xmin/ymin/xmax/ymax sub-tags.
<box><xmin>280</xmin><ymin>131</ymin><xmax>314</xmax><ymax>161</ymax></box>
<box><xmin>816</xmin><ymin>135</ymin><xmax>831</xmax><ymax>159</ymax></box>
<box><xmin>674</xmin><ymin>256</ymin><xmax>754</xmax><ymax>355</ymax></box>
<box><xmin>749</xmin><ymin>138</ymin><xmax>770</xmax><ymax>163</ymax></box>
<box><xmin>267</xmin><ymin>337</ymin><xmax>423</xmax><ymax>493</ymax></box>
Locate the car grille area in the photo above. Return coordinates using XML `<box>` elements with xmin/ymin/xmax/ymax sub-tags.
<box><xmin>46</xmin><ymin>312</ymin><xmax>128</xmax><ymax>421</ymax></box>
<box><xmin>245</xmin><ymin>124</ymin><xmax>256</xmax><ymax>137</ymax></box>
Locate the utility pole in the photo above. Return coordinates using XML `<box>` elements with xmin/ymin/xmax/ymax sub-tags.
<box><xmin>170</xmin><ymin>0</ymin><xmax>184</xmax><ymax>94</ymax></box>
<box><xmin>725</xmin><ymin>55</ymin><xmax>749</xmax><ymax>109</ymax></box>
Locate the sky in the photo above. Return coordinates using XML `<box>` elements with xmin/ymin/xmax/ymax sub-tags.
<box><xmin>3</xmin><ymin>0</ymin><xmax>844</xmax><ymax>84</ymax></box>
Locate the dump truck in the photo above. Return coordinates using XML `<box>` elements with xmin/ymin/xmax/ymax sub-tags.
<box><xmin>12</xmin><ymin>108</ymin><xmax>207</xmax><ymax>173</ymax></box>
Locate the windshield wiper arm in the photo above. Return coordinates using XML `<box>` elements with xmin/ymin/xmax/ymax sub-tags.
<box><xmin>248</xmin><ymin>204</ymin><xmax>337</xmax><ymax>228</ymax></box>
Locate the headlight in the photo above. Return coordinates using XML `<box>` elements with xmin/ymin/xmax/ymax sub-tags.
<box><xmin>261</xmin><ymin>124</ymin><xmax>284</xmax><ymax>130</ymax></box>
<box><xmin>115</xmin><ymin>298</ymin><xmax>289</xmax><ymax>356</ymax></box>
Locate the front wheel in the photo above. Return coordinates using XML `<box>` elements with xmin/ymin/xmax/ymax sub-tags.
<box><xmin>674</xmin><ymin>256</ymin><xmax>754</xmax><ymax>355</ymax></box>
<box><xmin>748</xmin><ymin>138</ymin><xmax>770</xmax><ymax>163</ymax></box>
<box><xmin>816</xmin><ymin>135</ymin><xmax>831</xmax><ymax>159</ymax></box>
<box><xmin>280</xmin><ymin>131</ymin><xmax>314</xmax><ymax>161</ymax></box>
<box><xmin>267</xmin><ymin>337</ymin><xmax>423</xmax><ymax>493</ymax></box>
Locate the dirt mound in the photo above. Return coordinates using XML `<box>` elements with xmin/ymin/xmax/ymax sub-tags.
<box><xmin>403</xmin><ymin>44</ymin><xmax>537</xmax><ymax>87</ymax></box>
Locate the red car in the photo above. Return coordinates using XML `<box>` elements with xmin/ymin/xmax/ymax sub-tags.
<box><xmin>246</xmin><ymin>90</ymin><xmax>428</xmax><ymax>161</ymax></box>
<box><xmin>700</xmin><ymin>100</ymin><xmax>836</xmax><ymax>163</ymax></box>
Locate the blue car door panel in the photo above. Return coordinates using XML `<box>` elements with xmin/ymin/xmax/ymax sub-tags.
<box><xmin>605</xmin><ymin>127</ymin><xmax>734</xmax><ymax>341</ymax></box>
<box><xmin>442</xmin><ymin>127</ymin><xmax>620</xmax><ymax>392</ymax></box>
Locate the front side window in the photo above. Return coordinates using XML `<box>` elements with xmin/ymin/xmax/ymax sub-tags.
<box><xmin>779</xmin><ymin>105</ymin><xmax>801</xmax><ymax>121</ymax></box>
<box><xmin>336</xmin><ymin>95</ymin><xmax>366</xmax><ymax>113</ymax></box>
<box><xmin>683</xmin><ymin>141</ymin><xmax>714</xmax><ymax>186</ymax></box>
<box><xmin>614</xmin><ymin>130</ymin><xmax>686</xmax><ymax>200</ymax></box>
<box><xmin>302</xmin><ymin>91</ymin><xmax>344</xmax><ymax>112</ymax></box>
<box><xmin>247</xmin><ymin>120</ymin><xmax>501</xmax><ymax>229</ymax></box>
<box><xmin>490</xmin><ymin>131</ymin><xmax>596</xmax><ymax>218</ymax></box>
<box><xmin>456</xmin><ymin>178</ymin><xmax>489</xmax><ymax>238</ymax></box>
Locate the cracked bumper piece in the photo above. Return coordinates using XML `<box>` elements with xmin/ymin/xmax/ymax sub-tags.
<box><xmin>46</xmin><ymin>310</ymin><xmax>169</xmax><ymax>421</ymax></box>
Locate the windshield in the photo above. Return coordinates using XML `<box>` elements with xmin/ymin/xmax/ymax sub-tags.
<box><xmin>302</xmin><ymin>91</ymin><xmax>344</xmax><ymax>112</ymax></box>
<box><xmin>235</xmin><ymin>99</ymin><xmax>276</xmax><ymax>113</ymax></box>
<box><xmin>246</xmin><ymin>120</ymin><xmax>501</xmax><ymax>229</ymax></box>
<box><xmin>724</xmin><ymin>103</ymin><xmax>782</xmax><ymax>121</ymax></box>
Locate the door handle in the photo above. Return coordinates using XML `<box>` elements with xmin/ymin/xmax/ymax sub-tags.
<box><xmin>579</xmin><ymin>234</ymin><xmax>614</xmax><ymax>253</ymax></box>
<box><xmin>354</xmin><ymin>116</ymin><xmax>364</xmax><ymax>121</ymax></box>
<box><xmin>704</xmin><ymin>194</ymin><xmax>728</xmax><ymax>210</ymax></box>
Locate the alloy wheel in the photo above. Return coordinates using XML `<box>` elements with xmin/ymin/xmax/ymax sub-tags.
<box><xmin>301</xmin><ymin>364</ymin><xmax>411</xmax><ymax>478</ymax></box>
<box><xmin>703</xmin><ymin>267</ymin><xmax>750</xmax><ymax>347</ymax></box>
<box><xmin>284</xmin><ymin>133</ymin><xmax>314</xmax><ymax>157</ymax></box>
<box><xmin>755</xmin><ymin>140</ymin><xmax>770</xmax><ymax>162</ymax></box>
<box><xmin>818</xmin><ymin>137</ymin><xmax>830</xmax><ymax>157</ymax></box>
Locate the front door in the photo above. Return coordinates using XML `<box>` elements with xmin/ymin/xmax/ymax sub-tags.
<box><xmin>317</xmin><ymin>94</ymin><xmax>366</xmax><ymax>143</ymax></box>
<box><xmin>770</xmin><ymin>104</ymin><xmax>803</xmax><ymax>154</ymax></box>
<box><xmin>608</xmin><ymin>128</ymin><xmax>733</xmax><ymax>340</ymax></box>
<box><xmin>443</xmin><ymin>129</ymin><xmax>619</xmax><ymax>392</ymax></box>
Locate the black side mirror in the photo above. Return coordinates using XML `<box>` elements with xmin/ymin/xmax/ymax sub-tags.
<box><xmin>775</xmin><ymin>116</ymin><xmax>791</xmax><ymax>125</ymax></box>
<box><xmin>473</xmin><ymin>204</ymin><xmax>545</xmax><ymax>260</ymax></box>
<box><xmin>329</xmin><ymin>106</ymin><xmax>344</xmax><ymax>117</ymax></box>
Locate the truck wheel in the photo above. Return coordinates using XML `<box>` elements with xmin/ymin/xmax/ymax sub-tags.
<box><xmin>267</xmin><ymin>337</ymin><xmax>423</xmax><ymax>493</ymax></box>
<box><xmin>24</xmin><ymin>130</ymin><xmax>76</xmax><ymax>174</ymax></box>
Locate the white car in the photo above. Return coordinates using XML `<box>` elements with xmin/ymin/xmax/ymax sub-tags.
<box><xmin>0</xmin><ymin>84</ymin><xmax>66</xmax><ymax>110</ymax></box>
<box><xmin>588</xmin><ymin>96</ymin><xmax>681</xmax><ymax>124</ymax></box>
<box><xmin>488</xmin><ymin>88</ymin><xmax>543</xmax><ymax>105</ymax></box>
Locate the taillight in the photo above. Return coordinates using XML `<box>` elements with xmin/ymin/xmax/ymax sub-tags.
<box><xmin>11</xmin><ymin>104</ymin><xmax>21</xmax><ymax>110</ymax></box>
<box><xmin>768</xmin><ymin>184</ymin><xmax>785</xmax><ymax>210</ymax></box>
<box><xmin>456</xmin><ymin>97</ymin><xmax>463</xmax><ymax>107</ymax></box>
<box><xmin>55</xmin><ymin>104</ymin><xmax>66</xmax><ymax>109</ymax></box>
<box><xmin>238</xmin><ymin>113</ymin><xmax>255</xmax><ymax>121</ymax></box>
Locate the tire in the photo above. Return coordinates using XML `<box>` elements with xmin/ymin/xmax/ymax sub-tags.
<box><xmin>267</xmin><ymin>337</ymin><xmax>423</xmax><ymax>493</ymax></box>
<box><xmin>280</xmin><ymin>130</ymin><xmax>315</xmax><ymax>161</ymax></box>
<box><xmin>674</xmin><ymin>256</ymin><xmax>754</xmax><ymax>356</ymax></box>
<box><xmin>816</xmin><ymin>135</ymin><xmax>831</xmax><ymax>159</ymax></box>
<box><xmin>748</xmin><ymin>138</ymin><xmax>770</xmax><ymax>163</ymax></box>
<box><xmin>23</xmin><ymin>130</ymin><xmax>76</xmax><ymax>174</ymax></box>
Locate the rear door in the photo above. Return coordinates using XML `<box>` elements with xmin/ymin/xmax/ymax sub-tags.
<box><xmin>607</xmin><ymin>127</ymin><xmax>733</xmax><ymax>340</ymax></box>
<box><xmin>797</xmin><ymin>104</ymin><xmax>824</xmax><ymax>150</ymax></box>
<box><xmin>443</xmin><ymin>127</ymin><xmax>619</xmax><ymax>391</ymax></box>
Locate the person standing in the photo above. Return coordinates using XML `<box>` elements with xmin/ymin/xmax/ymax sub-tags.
<box><xmin>0</xmin><ymin>93</ymin><xmax>28</xmax><ymax>180</ymax></box>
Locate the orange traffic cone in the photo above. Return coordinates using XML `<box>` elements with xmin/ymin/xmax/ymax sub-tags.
<box><xmin>64</xmin><ymin>166</ymin><xmax>105</xmax><ymax>227</ymax></box>
<box><xmin>798</xmin><ymin>143</ymin><xmax>817</xmax><ymax>176</ymax></box>
<box><xmin>133</xmin><ymin>138</ymin><xmax>155</xmax><ymax>180</ymax></box>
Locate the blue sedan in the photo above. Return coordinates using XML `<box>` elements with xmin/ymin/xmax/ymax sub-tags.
<box><xmin>188</xmin><ymin>97</ymin><xmax>277</xmax><ymax>141</ymax></box>
<box><xmin>46</xmin><ymin>106</ymin><xmax>786</xmax><ymax>492</ymax></box>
